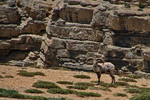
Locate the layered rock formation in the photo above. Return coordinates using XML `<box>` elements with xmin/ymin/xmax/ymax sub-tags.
<box><xmin>1</xmin><ymin>0</ymin><xmax>150</xmax><ymax>73</ymax></box>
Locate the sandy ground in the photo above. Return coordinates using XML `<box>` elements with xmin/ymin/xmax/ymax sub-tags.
<box><xmin>0</xmin><ymin>65</ymin><xmax>150</xmax><ymax>100</ymax></box>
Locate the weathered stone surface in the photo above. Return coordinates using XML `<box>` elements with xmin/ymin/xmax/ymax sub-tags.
<box><xmin>57</xmin><ymin>49</ymin><xmax>70</xmax><ymax>58</ymax></box>
<box><xmin>18</xmin><ymin>18</ymin><xmax>46</xmax><ymax>34</ymax></box>
<box><xmin>109</xmin><ymin>12</ymin><xmax>150</xmax><ymax>33</ymax></box>
<box><xmin>1</xmin><ymin>0</ymin><xmax>150</xmax><ymax>74</ymax></box>
<box><xmin>62</xmin><ymin>62</ymin><xmax>93</xmax><ymax>71</ymax></box>
<box><xmin>0</xmin><ymin>41</ymin><xmax>10</xmax><ymax>49</ymax></box>
<box><xmin>91</xmin><ymin>11</ymin><xmax>110</xmax><ymax>27</ymax></box>
<box><xmin>7</xmin><ymin>0</ymin><xmax>16</xmax><ymax>7</ymax></box>
<box><xmin>65</xmin><ymin>0</ymin><xmax>80</xmax><ymax>5</ymax></box>
<box><xmin>66</xmin><ymin>40</ymin><xmax>100</xmax><ymax>52</ymax></box>
<box><xmin>0</xmin><ymin>24</ymin><xmax>20</xmax><ymax>38</ymax></box>
<box><xmin>49</xmin><ymin>25</ymin><xmax>102</xmax><ymax>41</ymax></box>
<box><xmin>59</xmin><ymin>6</ymin><xmax>93</xmax><ymax>24</ymax></box>
<box><xmin>9</xmin><ymin>51</ymin><xmax>28</xmax><ymax>60</ymax></box>
<box><xmin>143</xmin><ymin>51</ymin><xmax>150</xmax><ymax>61</ymax></box>
<box><xmin>134</xmin><ymin>71</ymin><xmax>150</xmax><ymax>77</ymax></box>
<box><xmin>0</xmin><ymin>6</ymin><xmax>20</xmax><ymax>24</ymax></box>
<box><xmin>49</xmin><ymin>37</ymin><xmax>66</xmax><ymax>49</ymax></box>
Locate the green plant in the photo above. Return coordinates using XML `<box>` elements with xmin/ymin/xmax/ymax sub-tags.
<box><xmin>24</xmin><ymin>89</ymin><xmax>44</xmax><ymax>93</ymax></box>
<box><xmin>103</xmin><ymin>97</ymin><xmax>111</xmax><ymax>100</ymax></box>
<box><xmin>124</xmin><ymin>88</ymin><xmax>141</xmax><ymax>93</ymax></box>
<box><xmin>76</xmin><ymin>92</ymin><xmax>101</xmax><ymax>97</ymax></box>
<box><xmin>0</xmin><ymin>88</ymin><xmax>18</xmax><ymax>97</ymax></box>
<box><xmin>142</xmin><ymin>84</ymin><xmax>147</xmax><ymax>87</ymax></box>
<box><xmin>125</xmin><ymin>87</ymin><xmax>150</xmax><ymax>94</ymax></box>
<box><xmin>5</xmin><ymin>75</ymin><xmax>14</xmax><ymax>78</ymax></box>
<box><xmin>115</xmin><ymin>82</ymin><xmax>129</xmax><ymax>87</ymax></box>
<box><xmin>89</xmin><ymin>87</ymin><xmax>112</xmax><ymax>92</ymax></box>
<box><xmin>0</xmin><ymin>88</ymin><xmax>68</xmax><ymax>100</ymax></box>
<box><xmin>100</xmin><ymin>83</ymin><xmax>117</xmax><ymax>88</ymax></box>
<box><xmin>128</xmin><ymin>85</ymin><xmax>139</xmax><ymax>88</ymax></box>
<box><xmin>118</xmin><ymin>78</ymin><xmax>137</xmax><ymax>82</ymax></box>
<box><xmin>2</xmin><ymin>72</ymin><xmax>6</xmax><ymax>74</ymax></box>
<box><xmin>50</xmin><ymin>67</ymin><xmax>70</xmax><ymax>71</ymax></box>
<box><xmin>130</xmin><ymin>92</ymin><xmax>150</xmax><ymax>100</ymax></box>
<box><xmin>29</xmin><ymin>66</ymin><xmax>42</xmax><ymax>69</ymax></box>
<box><xmin>67</xmin><ymin>85</ymin><xmax>88</xmax><ymax>90</ymax></box>
<box><xmin>32</xmin><ymin>81</ymin><xmax>61</xmax><ymax>89</ymax></box>
<box><xmin>17</xmin><ymin>70</ymin><xmax>45</xmax><ymax>77</ymax></box>
<box><xmin>75</xmin><ymin>82</ymin><xmax>94</xmax><ymax>87</ymax></box>
<box><xmin>91</xmin><ymin>81</ymin><xmax>104</xmax><ymax>84</ymax></box>
<box><xmin>34</xmin><ymin>72</ymin><xmax>46</xmax><ymax>76</ymax></box>
<box><xmin>113</xmin><ymin>93</ymin><xmax>127</xmax><ymax>97</ymax></box>
<box><xmin>0</xmin><ymin>75</ymin><xmax>4</xmax><ymax>78</ymax></box>
<box><xmin>0</xmin><ymin>63</ymin><xmax>10</xmax><ymax>66</ymax></box>
<box><xmin>21</xmin><ymin>67</ymin><xmax>27</xmax><ymax>69</ymax></box>
<box><xmin>124</xmin><ymin>2</ymin><xmax>131</xmax><ymax>8</ymax></box>
<box><xmin>138</xmin><ymin>1</ymin><xmax>145</xmax><ymax>9</ymax></box>
<box><xmin>73</xmin><ymin>75</ymin><xmax>91</xmax><ymax>79</ymax></box>
<box><xmin>125</xmin><ymin>74</ymin><xmax>142</xmax><ymax>79</ymax></box>
<box><xmin>47</xmin><ymin>88</ymin><xmax>76</xmax><ymax>94</ymax></box>
<box><xmin>57</xmin><ymin>81</ymin><xmax>73</xmax><ymax>85</ymax></box>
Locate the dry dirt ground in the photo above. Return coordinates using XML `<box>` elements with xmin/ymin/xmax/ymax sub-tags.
<box><xmin>0</xmin><ymin>65</ymin><xmax>150</xmax><ymax>100</ymax></box>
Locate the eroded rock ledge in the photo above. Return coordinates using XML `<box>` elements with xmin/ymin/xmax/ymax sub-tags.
<box><xmin>1</xmin><ymin>0</ymin><xmax>150</xmax><ymax>74</ymax></box>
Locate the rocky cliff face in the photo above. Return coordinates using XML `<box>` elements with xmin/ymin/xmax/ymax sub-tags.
<box><xmin>1</xmin><ymin>0</ymin><xmax>150</xmax><ymax>73</ymax></box>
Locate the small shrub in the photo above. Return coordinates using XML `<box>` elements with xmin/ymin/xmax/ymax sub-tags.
<box><xmin>118</xmin><ymin>78</ymin><xmax>137</xmax><ymax>82</ymax></box>
<box><xmin>24</xmin><ymin>89</ymin><xmax>44</xmax><ymax>93</ymax></box>
<box><xmin>0</xmin><ymin>88</ymin><xmax>68</xmax><ymax>100</ymax></box>
<box><xmin>128</xmin><ymin>85</ymin><xmax>139</xmax><ymax>88</ymax></box>
<box><xmin>100</xmin><ymin>83</ymin><xmax>117</xmax><ymax>88</ymax></box>
<box><xmin>35</xmin><ymin>72</ymin><xmax>46</xmax><ymax>76</ymax></box>
<box><xmin>91</xmin><ymin>81</ymin><xmax>104</xmax><ymax>84</ymax></box>
<box><xmin>2</xmin><ymin>72</ymin><xmax>6</xmax><ymax>74</ymax></box>
<box><xmin>76</xmin><ymin>92</ymin><xmax>101</xmax><ymax>97</ymax></box>
<box><xmin>103</xmin><ymin>97</ymin><xmax>111</xmax><ymax>100</ymax></box>
<box><xmin>139</xmin><ymin>87</ymin><xmax>150</xmax><ymax>93</ymax></box>
<box><xmin>47</xmin><ymin>88</ymin><xmax>76</xmax><ymax>94</ymax></box>
<box><xmin>113</xmin><ymin>93</ymin><xmax>127</xmax><ymax>97</ymax></box>
<box><xmin>29</xmin><ymin>66</ymin><xmax>42</xmax><ymax>69</ymax></box>
<box><xmin>50</xmin><ymin>67</ymin><xmax>70</xmax><ymax>71</ymax></box>
<box><xmin>124</xmin><ymin>88</ymin><xmax>141</xmax><ymax>93</ymax></box>
<box><xmin>57</xmin><ymin>81</ymin><xmax>73</xmax><ymax>85</ymax></box>
<box><xmin>67</xmin><ymin>85</ymin><xmax>88</xmax><ymax>90</ymax></box>
<box><xmin>32</xmin><ymin>81</ymin><xmax>61</xmax><ymax>89</ymax></box>
<box><xmin>138</xmin><ymin>1</ymin><xmax>145</xmax><ymax>9</ymax></box>
<box><xmin>115</xmin><ymin>82</ymin><xmax>129</xmax><ymax>87</ymax></box>
<box><xmin>0</xmin><ymin>75</ymin><xmax>4</xmax><ymax>78</ymax></box>
<box><xmin>17</xmin><ymin>70</ymin><xmax>45</xmax><ymax>77</ymax></box>
<box><xmin>89</xmin><ymin>87</ymin><xmax>112</xmax><ymax>92</ymax></box>
<box><xmin>142</xmin><ymin>84</ymin><xmax>147</xmax><ymax>87</ymax></box>
<box><xmin>75</xmin><ymin>82</ymin><xmax>94</xmax><ymax>87</ymax></box>
<box><xmin>73</xmin><ymin>75</ymin><xmax>91</xmax><ymax>79</ymax></box>
<box><xmin>130</xmin><ymin>92</ymin><xmax>150</xmax><ymax>100</ymax></box>
<box><xmin>0</xmin><ymin>63</ymin><xmax>10</xmax><ymax>66</ymax></box>
<box><xmin>21</xmin><ymin>67</ymin><xmax>27</xmax><ymax>69</ymax></box>
<box><xmin>0</xmin><ymin>88</ymin><xmax>18</xmax><ymax>97</ymax></box>
<box><xmin>5</xmin><ymin>75</ymin><xmax>14</xmax><ymax>78</ymax></box>
<box><xmin>17</xmin><ymin>70</ymin><xmax>35</xmax><ymax>77</ymax></box>
<box><xmin>124</xmin><ymin>2</ymin><xmax>131</xmax><ymax>8</ymax></box>
<box><xmin>126</xmin><ymin>74</ymin><xmax>142</xmax><ymax>79</ymax></box>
